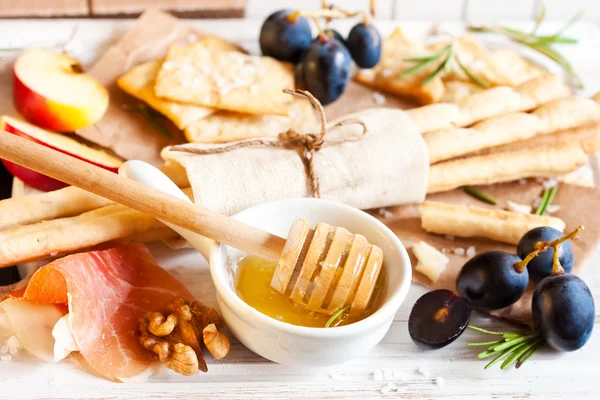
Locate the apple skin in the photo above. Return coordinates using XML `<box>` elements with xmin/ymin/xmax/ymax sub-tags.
<box><xmin>13</xmin><ymin>64</ymin><xmax>109</xmax><ymax>132</ymax></box>
<box><xmin>1</xmin><ymin>122</ymin><xmax>120</xmax><ymax>192</ymax></box>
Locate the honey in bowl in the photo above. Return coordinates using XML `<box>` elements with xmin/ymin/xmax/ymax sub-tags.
<box><xmin>235</xmin><ymin>256</ymin><xmax>387</xmax><ymax>328</ymax></box>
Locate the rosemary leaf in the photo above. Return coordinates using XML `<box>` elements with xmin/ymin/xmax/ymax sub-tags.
<box><xmin>0</xmin><ymin>47</ymin><xmax>23</xmax><ymax>52</ymax></box>
<box><xmin>555</xmin><ymin>9</ymin><xmax>584</xmax><ymax>38</ymax></box>
<box><xmin>404</xmin><ymin>44</ymin><xmax>453</xmax><ymax>62</ymax></box>
<box><xmin>532</xmin><ymin>3</ymin><xmax>546</xmax><ymax>35</ymax></box>
<box><xmin>463</xmin><ymin>186</ymin><xmax>498</xmax><ymax>205</ymax></box>
<box><xmin>325</xmin><ymin>306</ymin><xmax>350</xmax><ymax>328</ymax></box>
<box><xmin>456</xmin><ymin>55</ymin><xmax>489</xmax><ymax>88</ymax></box>
<box><xmin>538</xmin><ymin>185</ymin><xmax>559</xmax><ymax>215</ymax></box>
<box><xmin>422</xmin><ymin>54</ymin><xmax>449</xmax><ymax>86</ymax></box>
<box><xmin>535</xmin><ymin>188</ymin><xmax>551</xmax><ymax>215</ymax></box>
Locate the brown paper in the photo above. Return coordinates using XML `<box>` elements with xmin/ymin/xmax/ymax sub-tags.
<box><xmin>78</xmin><ymin>9</ymin><xmax>197</xmax><ymax>165</ymax></box>
<box><xmin>383</xmin><ymin>181</ymin><xmax>600</xmax><ymax>326</ymax></box>
<box><xmin>90</xmin><ymin>0</ymin><xmax>246</xmax><ymax>17</ymax></box>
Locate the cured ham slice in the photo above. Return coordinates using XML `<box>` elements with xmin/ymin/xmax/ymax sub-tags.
<box><xmin>5</xmin><ymin>244</ymin><xmax>194</xmax><ymax>381</ymax></box>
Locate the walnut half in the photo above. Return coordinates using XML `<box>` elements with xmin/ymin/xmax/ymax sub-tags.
<box><xmin>138</xmin><ymin>298</ymin><xmax>230</xmax><ymax>376</ymax></box>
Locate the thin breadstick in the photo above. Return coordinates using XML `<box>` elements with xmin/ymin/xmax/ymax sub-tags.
<box><xmin>0</xmin><ymin>204</ymin><xmax>174</xmax><ymax>267</ymax></box>
<box><xmin>0</xmin><ymin>186</ymin><xmax>112</xmax><ymax>231</ymax></box>
<box><xmin>473</xmin><ymin>122</ymin><xmax>600</xmax><ymax>157</ymax></box>
<box><xmin>407</xmin><ymin>73</ymin><xmax>569</xmax><ymax>134</ymax></box>
<box><xmin>0</xmin><ymin>176</ymin><xmax>192</xmax><ymax>230</ymax></box>
<box><xmin>425</xmin><ymin>96</ymin><xmax>600</xmax><ymax>163</ymax></box>
<box><xmin>420</xmin><ymin>201</ymin><xmax>565</xmax><ymax>245</ymax></box>
<box><xmin>427</xmin><ymin>144</ymin><xmax>587</xmax><ymax>193</ymax></box>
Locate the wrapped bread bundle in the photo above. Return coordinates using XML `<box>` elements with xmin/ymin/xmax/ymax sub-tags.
<box><xmin>162</xmin><ymin>92</ymin><xmax>430</xmax><ymax>216</ymax></box>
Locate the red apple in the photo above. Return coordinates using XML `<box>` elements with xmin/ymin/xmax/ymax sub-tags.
<box><xmin>1</xmin><ymin>116</ymin><xmax>123</xmax><ymax>191</ymax></box>
<box><xmin>13</xmin><ymin>49</ymin><xmax>109</xmax><ymax>132</ymax></box>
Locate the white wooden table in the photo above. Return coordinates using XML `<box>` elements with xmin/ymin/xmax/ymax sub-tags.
<box><xmin>0</xmin><ymin>18</ymin><xmax>599</xmax><ymax>400</ymax></box>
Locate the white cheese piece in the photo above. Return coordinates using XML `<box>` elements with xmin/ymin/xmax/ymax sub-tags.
<box><xmin>506</xmin><ymin>200</ymin><xmax>532</xmax><ymax>214</ymax></box>
<box><xmin>412</xmin><ymin>241</ymin><xmax>449</xmax><ymax>283</ymax></box>
<box><xmin>52</xmin><ymin>314</ymin><xmax>79</xmax><ymax>361</ymax></box>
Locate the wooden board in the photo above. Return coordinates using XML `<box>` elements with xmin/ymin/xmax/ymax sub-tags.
<box><xmin>1</xmin><ymin>19</ymin><xmax>600</xmax><ymax>400</ymax></box>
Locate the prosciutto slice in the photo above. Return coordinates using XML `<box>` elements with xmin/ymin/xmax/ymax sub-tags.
<box><xmin>9</xmin><ymin>244</ymin><xmax>194</xmax><ymax>381</ymax></box>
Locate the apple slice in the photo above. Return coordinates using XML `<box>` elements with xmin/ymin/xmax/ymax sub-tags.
<box><xmin>0</xmin><ymin>116</ymin><xmax>123</xmax><ymax>191</ymax></box>
<box><xmin>13</xmin><ymin>49</ymin><xmax>109</xmax><ymax>132</ymax></box>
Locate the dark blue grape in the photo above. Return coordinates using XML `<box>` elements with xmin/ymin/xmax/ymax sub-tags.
<box><xmin>456</xmin><ymin>251</ymin><xmax>528</xmax><ymax>310</ymax></box>
<box><xmin>408</xmin><ymin>289</ymin><xmax>471</xmax><ymax>350</ymax></box>
<box><xmin>517</xmin><ymin>227</ymin><xmax>573</xmax><ymax>283</ymax></box>
<box><xmin>533</xmin><ymin>274</ymin><xmax>595</xmax><ymax>351</ymax></box>
<box><xmin>294</xmin><ymin>63</ymin><xmax>306</xmax><ymax>90</ymax></box>
<box><xmin>303</xmin><ymin>39</ymin><xmax>352</xmax><ymax>105</ymax></box>
<box><xmin>346</xmin><ymin>22</ymin><xmax>382</xmax><ymax>68</ymax></box>
<box><xmin>259</xmin><ymin>10</ymin><xmax>312</xmax><ymax>63</ymax></box>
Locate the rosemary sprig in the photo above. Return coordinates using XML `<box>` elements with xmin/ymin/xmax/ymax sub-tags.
<box><xmin>468</xmin><ymin>5</ymin><xmax>584</xmax><ymax>88</ymax></box>
<box><xmin>467</xmin><ymin>325</ymin><xmax>544</xmax><ymax>369</ymax></box>
<box><xmin>535</xmin><ymin>185</ymin><xmax>559</xmax><ymax>215</ymax></box>
<box><xmin>325</xmin><ymin>306</ymin><xmax>350</xmax><ymax>328</ymax></box>
<box><xmin>123</xmin><ymin>104</ymin><xmax>172</xmax><ymax>139</ymax></box>
<box><xmin>0</xmin><ymin>47</ymin><xmax>23</xmax><ymax>52</ymax></box>
<box><xmin>399</xmin><ymin>43</ymin><xmax>488</xmax><ymax>89</ymax></box>
<box><xmin>463</xmin><ymin>186</ymin><xmax>498</xmax><ymax>205</ymax></box>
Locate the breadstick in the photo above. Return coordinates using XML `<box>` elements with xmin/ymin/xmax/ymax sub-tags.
<box><xmin>407</xmin><ymin>73</ymin><xmax>569</xmax><ymax>134</ymax></box>
<box><xmin>427</xmin><ymin>144</ymin><xmax>587</xmax><ymax>193</ymax></box>
<box><xmin>473</xmin><ymin>122</ymin><xmax>600</xmax><ymax>157</ymax></box>
<box><xmin>0</xmin><ymin>204</ymin><xmax>175</xmax><ymax>267</ymax></box>
<box><xmin>425</xmin><ymin>96</ymin><xmax>600</xmax><ymax>163</ymax></box>
<box><xmin>0</xmin><ymin>171</ymin><xmax>192</xmax><ymax>230</ymax></box>
<box><xmin>0</xmin><ymin>186</ymin><xmax>113</xmax><ymax>231</ymax></box>
<box><xmin>420</xmin><ymin>201</ymin><xmax>565</xmax><ymax>245</ymax></box>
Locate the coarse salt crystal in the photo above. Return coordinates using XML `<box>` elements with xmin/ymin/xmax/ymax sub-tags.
<box><xmin>186</xmin><ymin>33</ymin><xmax>199</xmax><ymax>43</ymax></box>
<box><xmin>435</xmin><ymin>377</ymin><xmax>445</xmax><ymax>387</ymax></box>
<box><xmin>506</xmin><ymin>200</ymin><xmax>532</xmax><ymax>215</ymax></box>
<box><xmin>378</xmin><ymin>208</ymin><xmax>387</xmax><ymax>216</ymax></box>
<box><xmin>161</xmin><ymin>61</ymin><xmax>176</xmax><ymax>70</ymax></box>
<box><xmin>381</xmin><ymin>68</ymin><xmax>393</xmax><ymax>77</ymax></box>
<box><xmin>519</xmin><ymin>178</ymin><xmax>528</xmax><ymax>185</ymax></box>
<box><xmin>466</xmin><ymin>246</ymin><xmax>476</xmax><ymax>258</ymax></box>
<box><xmin>372</xmin><ymin>92</ymin><xmax>386</xmax><ymax>105</ymax></box>
<box><xmin>50</xmin><ymin>251</ymin><xmax>58</xmax><ymax>257</ymax></box>
<box><xmin>546</xmin><ymin>204</ymin><xmax>561</xmax><ymax>214</ymax></box>
<box><xmin>444</xmin><ymin>235</ymin><xmax>455</xmax><ymax>241</ymax></box>
<box><xmin>0</xmin><ymin>345</ymin><xmax>8</xmax><ymax>354</ymax></box>
<box><xmin>383</xmin><ymin>210</ymin><xmax>393</xmax><ymax>219</ymax></box>
<box><xmin>372</xmin><ymin>370</ymin><xmax>383</xmax><ymax>381</ymax></box>
<box><xmin>418</xmin><ymin>364</ymin><xmax>430</xmax><ymax>378</ymax></box>
<box><xmin>441</xmin><ymin>248</ymin><xmax>449</xmax><ymax>254</ymax></box>
<box><xmin>453</xmin><ymin>247</ymin><xmax>465</xmax><ymax>256</ymax></box>
<box><xmin>330</xmin><ymin>371</ymin><xmax>343</xmax><ymax>380</ymax></box>
<box><xmin>0</xmin><ymin>355</ymin><xmax>11</xmax><ymax>362</ymax></box>
<box><xmin>380</xmin><ymin>382</ymin><xmax>399</xmax><ymax>394</ymax></box>
<box><xmin>542</xmin><ymin>179</ymin><xmax>558</xmax><ymax>189</ymax></box>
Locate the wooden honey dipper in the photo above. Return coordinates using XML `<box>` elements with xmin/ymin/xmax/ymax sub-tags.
<box><xmin>0</xmin><ymin>130</ymin><xmax>383</xmax><ymax>316</ymax></box>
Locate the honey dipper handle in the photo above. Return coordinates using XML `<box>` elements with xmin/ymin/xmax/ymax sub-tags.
<box><xmin>0</xmin><ymin>130</ymin><xmax>285</xmax><ymax>262</ymax></box>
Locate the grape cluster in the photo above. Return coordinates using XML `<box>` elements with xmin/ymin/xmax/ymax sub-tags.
<box><xmin>408</xmin><ymin>226</ymin><xmax>595</xmax><ymax>359</ymax></box>
<box><xmin>259</xmin><ymin>10</ymin><xmax>382</xmax><ymax>105</ymax></box>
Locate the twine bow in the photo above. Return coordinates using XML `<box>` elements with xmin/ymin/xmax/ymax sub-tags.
<box><xmin>168</xmin><ymin>89</ymin><xmax>367</xmax><ymax>198</ymax></box>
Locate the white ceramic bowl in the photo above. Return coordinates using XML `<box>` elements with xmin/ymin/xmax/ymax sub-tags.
<box><xmin>121</xmin><ymin>161</ymin><xmax>412</xmax><ymax>367</ymax></box>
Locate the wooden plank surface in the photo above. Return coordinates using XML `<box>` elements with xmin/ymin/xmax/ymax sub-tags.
<box><xmin>0</xmin><ymin>18</ymin><xmax>599</xmax><ymax>400</ymax></box>
<box><xmin>91</xmin><ymin>0</ymin><xmax>247</xmax><ymax>17</ymax></box>
<box><xmin>0</xmin><ymin>0</ymin><xmax>88</xmax><ymax>17</ymax></box>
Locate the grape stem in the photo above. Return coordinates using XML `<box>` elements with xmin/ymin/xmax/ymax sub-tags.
<box><xmin>513</xmin><ymin>225</ymin><xmax>584</xmax><ymax>274</ymax></box>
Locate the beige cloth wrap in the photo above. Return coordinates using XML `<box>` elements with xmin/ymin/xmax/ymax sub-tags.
<box><xmin>162</xmin><ymin>108</ymin><xmax>429</xmax><ymax>215</ymax></box>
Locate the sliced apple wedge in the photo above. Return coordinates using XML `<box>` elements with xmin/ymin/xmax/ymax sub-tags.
<box><xmin>1</xmin><ymin>116</ymin><xmax>123</xmax><ymax>191</ymax></box>
<box><xmin>13</xmin><ymin>49</ymin><xmax>109</xmax><ymax>132</ymax></box>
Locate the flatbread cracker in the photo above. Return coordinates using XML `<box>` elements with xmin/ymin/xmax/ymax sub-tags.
<box><xmin>118</xmin><ymin>59</ymin><xmax>215</xmax><ymax>129</ymax></box>
<box><xmin>490</xmin><ymin>48</ymin><xmax>546</xmax><ymax>86</ymax></box>
<box><xmin>184</xmin><ymin>98</ymin><xmax>317</xmax><ymax>143</ymax></box>
<box><xmin>354</xmin><ymin>27</ymin><xmax>444</xmax><ymax>105</ymax></box>
<box><xmin>155</xmin><ymin>39</ymin><xmax>294</xmax><ymax>115</ymax></box>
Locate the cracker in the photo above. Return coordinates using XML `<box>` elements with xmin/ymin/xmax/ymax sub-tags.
<box><xmin>354</xmin><ymin>27</ymin><xmax>445</xmax><ymax>105</ymax></box>
<box><xmin>440</xmin><ymin>80</ymin><xmax>485</xmax><ymax>103</ymax></box>
<box><xmin>155</xmin><ymin>39</ymin><xmax>294</xmax><ymax>115</ymax></box>
<box><xmin>420</xmin><ymin>200</ymin><xmax>565</xmax><ymax>245</ymax></box>
<box><xmin>118</xmin><ymin>59</ymin><xmax>215</xmax><ymax>129</ymax></box>
<box><xmin>427</xmin><ymin>144</ymin><xmax>587</xmax><ymax>193</ymax></box>
<box><xmin>490</xmin><ymin>48</ymin><xmax>545</xmax><ymax>86</ymax></box>
<box><xmin>407</xmin><ymin>73</ymin><xmax>570</xmax><ymax>134</ymax></box>
<box><xmin>184</xmin><ymin>98</ymin><xmax>317</xmax><ymax>143</ymax></box>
